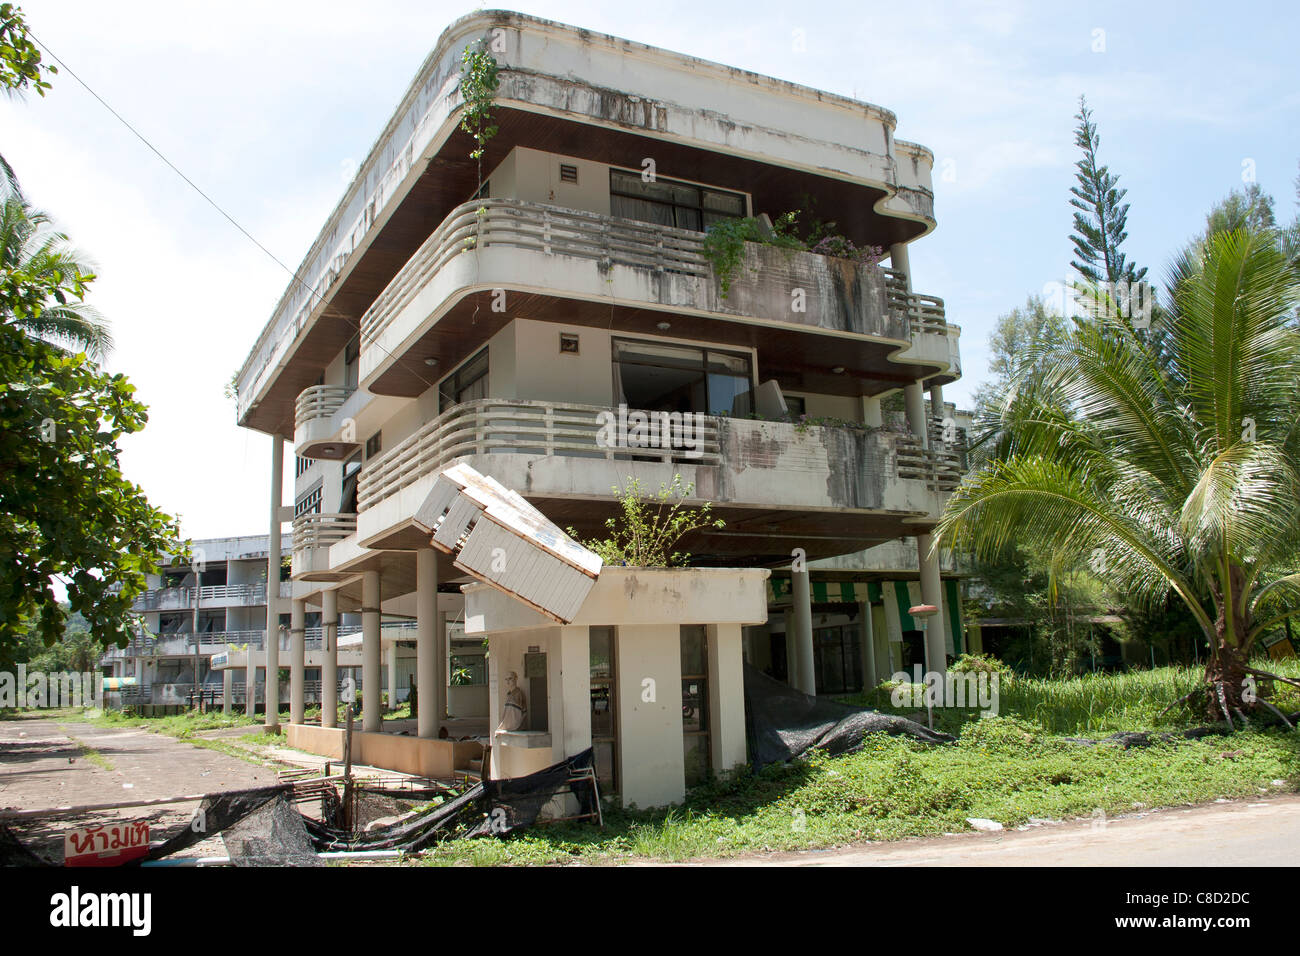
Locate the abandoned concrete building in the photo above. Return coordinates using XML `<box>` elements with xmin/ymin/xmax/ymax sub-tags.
<box><xmin>232</xmin><ymin>11</ymin><xmax>965</xmax><ymax>806</ymax></box>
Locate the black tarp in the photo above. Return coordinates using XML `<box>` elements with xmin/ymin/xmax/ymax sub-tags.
<box><xmin>743</xmin><ymin>664</ymin><xmax>954</xmax><ymax>767</ymax></box>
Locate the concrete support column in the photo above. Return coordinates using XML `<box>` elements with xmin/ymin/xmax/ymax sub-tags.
<box><xmin>222</xmin><ymin>668</ymin><xmax>232</xmax><ymax>716</ymax></box>
<box><xmin>860</xmin><ymin>601</ymin><xmax>878</xmax><ymax>692</ymax></box>
<box><xmin>244</xmin><ymin>656</ymin><xmax>256</xmax><ymax>718</ymax></box>
<box><xmin>387</xmin><ymin>642</ymin><xmax>397</xmax><ymax>712</ymax></box>
<box><xmin>553</xmin><ymin>626</ymin><xmax>592</xmax><ymax>763</ymax></box>
<box><xmin>706</xmin><ymin>624</ymin><xmax>746</xmax><ymax>773</ymax></box>
<box><xmin>362</xmin><ymin>570</ymin><xmax>381</xmax><ymax>732</ymax></box>
<box><xmin>289</xmin><ymin>597</ymin><xmax>305</xmax><ymax>724</ymax></box>
<box><xmin>416</xmin><ymin>549</ymin><xmax>439</xmax><ymax>739</ymax></box>
<box><xmin>862</xmin><ymin>395</ymin><xmax>883</xmax><ymax>428</ymax></box>
<box><xmin>889</xmin><ymin>242</ymin><xmax>911</xmax><ymax>285</ymax></box>
<box><xmin>930</xmin><ymin>382</ymin><xmax>946</xmax><ymax>424</ymax></box>
<box><xmin>790</xmin><ymin>566</ymin><xmax>816</xmax><ymax>696</ymax></box>
<box><xmin>321</xmin><ymin>589</ymin><xmax>338</xmax><ymax>729</ymax></box>
<box><xmin>916</xmin><ymin>534</ymin><xmax>948</xmax><ymax>677</ymax></box>
<box><xmin>614</xmin><ymin>624</ymin><xmax>684</xmax><ymax>808</ymax></box>
<box><xmin>265</xmin><ymin>436</ymin><xmax>283</xmax><ymax>731</ymax></box>
<box><xmin>904</xmin><ymin>381</ymin><xmax>929</xmax><ymax>449</ymax></box>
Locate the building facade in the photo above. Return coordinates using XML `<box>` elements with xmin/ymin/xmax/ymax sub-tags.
<box><xmin>100</xmin><ymin>534</ymin><xmax>296</xmax><ymax>709</ymax></box>
<box><xmin>234</xmin><ymin>12</ymin><xmax>964</xmax><ymax>797</ymax></box>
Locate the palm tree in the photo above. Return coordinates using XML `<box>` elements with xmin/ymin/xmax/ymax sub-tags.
<box><xmin>936</xmin><ymin>229</ymin><xmax>1300</xmax><ymax>724</ymax></box>
<box><xmin>1</xmin><ymin>196</ymin><xmax>111</xmax><ymax>359</ymax></box>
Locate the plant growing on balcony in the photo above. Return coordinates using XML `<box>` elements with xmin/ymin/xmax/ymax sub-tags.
<box><xmin>459</xmin><ymin>40</ymin><xmax>499</xmax><ymax>197</ymax></box>
<box><xmin>570</xmin><ymin>475</ymin><xmax>724</xmax><ymax>568</ymax></box>
<box><xmin>704</xmin><ymin>212</ymin><xmax>802</xmax><ymax>298</ymax></box>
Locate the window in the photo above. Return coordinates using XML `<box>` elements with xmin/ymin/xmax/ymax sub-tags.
<box><xmin>784</xmin><ymin>395</ymin><xmax>807</xmax><ymax>417</ymax></box>
<box><xmin>439</xmin><ymin>348</ymin><xmax>488</xmax><ymax>412</ymax></box>
<box><xmin>340</xmin><ymin>451</ymin><xmax>361</xmax><ymax>514</ymax></box>
<box><xmin>813</xmin><ymin>624</ymin><xmax>863</xmax><ymax>695</ymax></box>
<box><xmin>681</xmin><ymin>625</ymin><xmax>710</xmax><ymax>786</ymax></box>
<box><xmin>365</xmin><ymin>431</ymin><xmax>382</xmax><ymax>459</ymax></box>
<box><xmin>610</xmin><ymin>169</ymin><xmax>746</xmax><ymax>232</ymax></box>
<box><xmin>590</xmin><ymin>626</ymin><xmax>617</xmax><ymax>790</ymax></box>
<box><xmin>294</xmin><ymin>483</ymin><xmax>322</xmax><ymax>518</ymax></box>
<box><xmin>612</xmin><ymin>338</ymin><xmax>754</xmax><ymax>417</ymax></box>
<box><xmin>559</xmin><ymin>163</ymin><xmax>578</xmax><ymax>184</ymax></box>
<box><xmin>344</xmin><ymin>336</ymin><xmax>360</xmax><ymax>390</ymax></box>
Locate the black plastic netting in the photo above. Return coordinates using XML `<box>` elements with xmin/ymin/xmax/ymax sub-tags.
<box><xmin>222</xmin><ymin>795</ymin><xmax>323</xmax><ymax>867</ymax></box>
<box><xmin>305</xmin><ymin>748</ymin><xmax>597</xmax><ymax>852</ymax></box>
<box><xmin>744</xmin><ymin>664</ymin><xmax>954</xmax><ymax>767</ymax></box>
<box><xmin>143</xmin><ymin>785</ymin><xmax>289</xmax><ymax>862</ymax></box>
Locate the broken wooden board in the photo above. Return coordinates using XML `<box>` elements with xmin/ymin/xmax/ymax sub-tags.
<box><xmin>413</xmin><ymin>462</ymin><xmax>602</xmax><ymax>623</ymax></box>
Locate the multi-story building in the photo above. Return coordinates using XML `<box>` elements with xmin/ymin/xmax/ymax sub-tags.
<box><xmin>100</xmin><ymin>534</ymin><xmax>295</xmax><ymax>709</ymax></box>
<box><xmin>233</xmin><ymin>12</ymin><xmax>963</xmax><ymax>794</ymax></box>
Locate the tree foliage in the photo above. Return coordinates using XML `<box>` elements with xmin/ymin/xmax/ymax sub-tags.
<box><xmin>0</xmin><ymin>322</ymin><xmax>182</xmax><ymax>648</ymax></box>
<box><xmin>571</xmin><ymin>475</ymin><xmax>725</xmax><ymax>568</ymax></box>
<box><xmin>1069</xmin><ymin>96</ymin><xmax>1146</xmax><ymax>287</ymax></box>
<box><xmin>939</xmin><ymin>228</ymin><xmax>1300</xmax><ymax>720</ymax></box>
<box><xmin>2</xmin><ymin>197</ymin><xmax>111</xmax><ymax>358</ymax></box>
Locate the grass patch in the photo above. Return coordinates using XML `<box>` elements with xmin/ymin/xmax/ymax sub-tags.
<box><xmin>61</xmin><ymin>731</ymin><xmax>114</xmax><ymax>771</ymax></box>
<box><xmin>418</xmin><ymin>718</ymin><xmax>1300</xmax><ymax>866</ymax></box>
<box><xmin>75</xmin><ymin>709</ymin><xmax>263</xmax><ymax>738</ymax></box>
<box><xmin>837</xmin><ymin>662</ymin><xmax>1300</xmax><ymax>737</ymax></box>
<box><xmin>411</xmin><ymin>663</ymin><xmax>1300</xmax><ymax>866</ymax></box>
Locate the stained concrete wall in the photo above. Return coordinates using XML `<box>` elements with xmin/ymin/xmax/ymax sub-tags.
<box><xmin>615</xmin><ymin>623</ymin><xmax>685</xmax><ymax>807</ymax></box>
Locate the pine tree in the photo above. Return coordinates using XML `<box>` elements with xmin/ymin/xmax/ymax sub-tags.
<box><xmin>1069</xmin><ymin>96</ymin><xmax>1146</xmax><ymax>286</ymax></box>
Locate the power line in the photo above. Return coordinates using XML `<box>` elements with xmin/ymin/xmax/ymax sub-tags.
<box><xmin>25</xmin><ymin>28</ymin><xmax>438</xmax><ymax>397</ymax></box>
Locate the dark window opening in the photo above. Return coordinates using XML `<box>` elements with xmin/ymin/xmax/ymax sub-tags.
<box><xmin>613</xmin><ymin>338</ymin><xmax>753</xmax><ymax>417</ymax></box>
<box><xmin>439</xmin><ymin>348</ymin><xmax>488</xmax><ymax>413</ymax></box>
<box><xmin>609</xmin><ymin>169</ymin><xmax>745</xmax><ymax>232</ymax></box>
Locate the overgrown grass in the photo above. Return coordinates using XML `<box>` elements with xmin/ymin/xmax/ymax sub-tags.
<box><xmin>838</xmin><ymin>662</ymin><xmax>1300</xmax><ymax>737</ymax></box>
<box><xmin>420</xmin><ymin>717</ymin><xmax>1300</xmax><ymax>866</ymax></box>
<box><xmin>414</xmin><ymin>663</ymin><xmax>1300</xmax><ymax>866</ymax></box>
<box><xmin>76</xmin><ymin>708</ymin><xmax>262</xmax><ymax>738</ymax></box>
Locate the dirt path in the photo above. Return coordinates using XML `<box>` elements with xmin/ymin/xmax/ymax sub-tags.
<box><xmin>0</xmin><ymin>714</ymin><xmax>275</xmax><ymax>862</ymax></box>
<box><xmin>701</xmin><ymin>794</ymin><xmax>1300</xmax><ymax>866</ymax></box>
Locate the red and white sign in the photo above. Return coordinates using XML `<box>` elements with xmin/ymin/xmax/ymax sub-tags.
<box><xmin>63</xmin><ymin>822</ymin><xmax>150</xmax><ymax>867</ymax></box>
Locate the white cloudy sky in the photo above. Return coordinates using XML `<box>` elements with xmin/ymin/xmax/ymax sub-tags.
<box><xmin>3</xmin><ymin>0</ymin><xmax>1297</xmax><ymax>540</ymax></box>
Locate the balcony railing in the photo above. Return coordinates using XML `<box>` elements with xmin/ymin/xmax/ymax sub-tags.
<box><xmin>361</xmin><ymin>200</ymin><xmax>710</xmax><ymax>348</ymax></box>
<box><xmin>356</xmin><ymin>399</ymin><xmax>722</xmax><ymax>513</ymax></box>
<box><xmin>361</xmin><ymin>200</ymin><xmax>950</xmax><ymax>354</ymax></box>
<box><xmin>882</xmin><ymin>267</ymin><xmax>948</xmax><ymax>336</ymax></box>
<box><xmin>102</xmin><ymin>630</ymin><xmax>269</xmax><ymax>660</ymax></box>
<box><xmin>294</xmin><ymin>384</ymin><xmax>355</xmax><ymax>431</ymax></box>
<box><xmin>131</xmin><ymin>581</ymin><xmax>293</xmax><ymax>612</ymax></box>
<box><xmin>292</xmin><ymin>512</ymin><xmax>359</xmax><ymax>552</ymax></box>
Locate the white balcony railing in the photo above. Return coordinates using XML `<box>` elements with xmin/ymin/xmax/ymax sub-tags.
<box><xmin>294</xmin><ymin>384</ymin><xmax>355</xmax><ymax>431</ymax></box>
<box><xmin>361</xmin><ymin>200</ymin><xmax>712</xmax><ymax>348</ymax></box>
<box><xmin>291</xmin><ymin>512</ymin><xmax>359</xmax><ymax>552</ymax></box>
<box><xmin>356</xmin><ymin>399</ymin><xmax>723</xmax><ymax>513</ymax></box>
<box><xmin>362</xmin><ymin>200</ymin><xmax>949</xmax><ymax>352</ymax></box>
<box><xmin>882</xmin><ymin>267</ymin><xmax>948</xmax><ymax>336</ymax></box>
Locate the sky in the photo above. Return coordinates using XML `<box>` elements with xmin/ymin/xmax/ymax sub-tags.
<box><xmin>3</xmin><ymin>0</ymin><xmax>1298</xmax><ymax>540</ymax></box>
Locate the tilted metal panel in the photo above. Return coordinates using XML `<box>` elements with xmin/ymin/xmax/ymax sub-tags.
<box><xmin>432</xmin><ymin>495</ymin><xmax>483</xmax><ymax>553</ymax></box>
<box><xmin>454</xmin><ymin>518</ymin><xmax>595</xmax><ymax>624</ymax></box>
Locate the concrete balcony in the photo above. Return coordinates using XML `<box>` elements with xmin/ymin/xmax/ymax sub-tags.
<box><xmin>291</xmin><ymin>512</ymin><xmax>359</xmax><ymax>580</ymax></box>
<box><xmin>358</xmin><ymin>200</ymin><xmax>957</xmax><ymax>397</ymax></box>
<box><xmin>293</xmin><ymin>385</ymin><xmax>357</xmax><ymax>459</ymax></box>
<box><xmin>348</xmin><ymin>398</ymin><xmax>962</xmax><ymax>562</ymax></box>
<box><xmin>132</xmin><ymin>582</ymin><xmax>290</xmax><ymax>612</ymax></box>
<box><xmin>234</xmin><ymin>12</ymin><xmax>939</xmax><ymax>437</ymax></box>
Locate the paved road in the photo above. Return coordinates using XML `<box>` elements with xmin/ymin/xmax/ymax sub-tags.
<box><xmin>707</xmin><ymin>795</ymin><xmax>1300</xmax><ymax>866</ymax></box>
<box><xmin>0</xmin><ymin>715</ymin><xmax>273</xmax><ymax>862</ymax></box>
